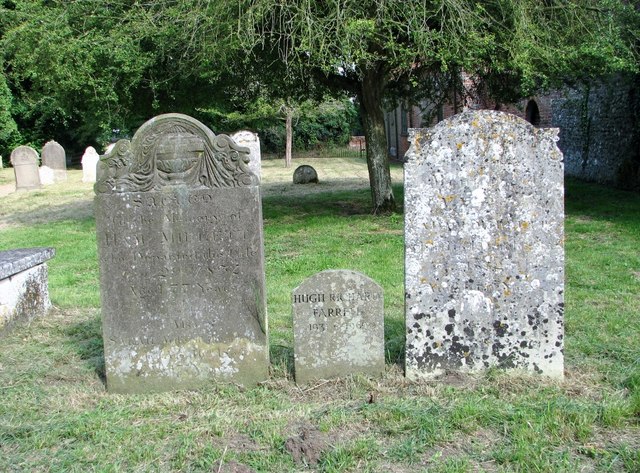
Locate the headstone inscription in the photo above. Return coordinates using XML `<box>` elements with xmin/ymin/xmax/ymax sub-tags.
<box><xmin>292</xmin><ymin>270</ymin><xmax>384</xmax><ymax>384</ymax></box>
<box><xmin>404</xmin><ymin>111</ymin><xmax>564</xmax><ymax>380</ymax></box>
<box><xmin>41</xmin><ymin>140</ymin><xmax>67</xmax><ymax>182</ymax></box>
<box><xmin>95</xmin><ymin>113</ymin><xmax>268</xmax><ymax>393</ymax></box>
<box><xmin>82</xmin><ymin>146</ymin><xmax>100</xmax><ymax>183</ymax></box>
<box><xmin>10</xmin><ymin>146</ymin><xmax>41</xmax><ymax>191</ymax></box>
<box><xmin>231</xmin><ymin>130</ymin><xmax>261</xmax><ymax>182</ymax></box>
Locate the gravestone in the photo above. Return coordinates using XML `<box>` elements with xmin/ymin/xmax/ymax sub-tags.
<box><xmin>10</xmin><ymin>146</ymin><xmax>41</xmax><ymax>191</ymax></box>
<box><xmin>95</xmin><ymin>113</ymin><xmax>268</xmax><ymax>393</ymax></box>
<box><xmin>232</xmin><ymin>130</ymin><xmax>261</xmax><ymax>182</ymax></box>
<box><xmin>39</xmin><ymin>165</ymin><xmax>55</xmax><ymax>185</ymax></box>
<box><xmin>404</xmin><ymin>110</ymin><xmax>564</xmax><ymax>380</ymax></box>
<box><xmin>292</xmin><ymin>270</ymin><xmax>384</xmax><ymax>384</ymax></box>
<box><xmin>41</xmin><ymin>140</ymin><xmax>67</xmax><ymax>182</ymax></box>
<box><xmin>82</xmin><ymin>146</ymin><xmax>100</xmax><ymax>183</ymax></box>
<box><xmin>293</xmin><ymin>165</ymin><xmax>318</xmax><ymax>184</ymax></box>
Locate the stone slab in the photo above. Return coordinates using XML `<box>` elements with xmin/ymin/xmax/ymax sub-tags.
<box><xmin>0</xmin><ymin>247</ymin><xmax>56</xmax><ymax>280</ymax></box>
<box><xmin>0</xmin><ymin>247</ymin><xmax>55</xmax><ymax>335</ymax></box>
<box><xmin>95</xmin><ymin>113</ymin><xmax>268</xmax><ymax>393</ymax></box>
<box><xmin>404</xmin><ymin>110</ymin><xmax>564</xmax><ymax>380</ymax></box>
<box><xmin>292</xmin><ymin>270</ymin><xmax>384</xmax><ymax>384</ymax></box>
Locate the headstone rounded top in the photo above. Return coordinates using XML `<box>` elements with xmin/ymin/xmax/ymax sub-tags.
<box><xmin>409</xmin><ymin>110</ymin><xmax>560</xmax><ymax>163</ymax></box>
<box><xmin>232</xmin><ymin>130</ymin><xmax>259</xmax><ymax>143</ymax></box>
<box><xmin>10</xmin><ymin>146</ymin><xmax>39</xmax><ymax>165</ymax></box>
<box><xmin>96</xmin><ymin>113</ymin><xmax>255</xmax><ymax>194</ymax></box>
<box><xmin>293</xmin><ymin>165</ymin><xmax>319</xmax><ymax>184</ymax></box>
<box><xmin>41</xmin><ymin>140</ymin><xmax>66</xmax><ymax>169</ymax></box>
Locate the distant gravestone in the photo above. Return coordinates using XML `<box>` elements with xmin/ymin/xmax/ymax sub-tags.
<box><xmin>404</xmin><ymin>110</ymin><xmax>564</xmax><ymax>380</ymax></box>
<box><xmin>292</xmin><ymin>270</ymin><xmax>384</xmax><ymax>384</ymax></box>
<box><xmin>232</xmin><ymin>130</ymin><xmax>261</xmax><ymax>182</ymax></box>
<box><xmin>10</xmin><ymin>146</ymin><xmax>41</xmax><ymax>191</ymax></box>
<box><xmin>39</xmin><ymin>165</ymin><xmax>55</xmax><ymax>185</ymax></box>
<box><xmin>293</xmin><ymin>165</ymin><xmax>318</xmax><ymax>184</ymax></box>
<box><xmin>41</xmin><ymin>140</ymin><xmax>67</xmax><ymax>182</ymax></box>
<box><xmin>95</xmin><ymin>113</ymin><xmax>268</xmax><ymax>393</ymax></box>
<box><xmin>82</xmin><ymin>146</ymin><xmax>100</xmax><ymax>183</ymax></box>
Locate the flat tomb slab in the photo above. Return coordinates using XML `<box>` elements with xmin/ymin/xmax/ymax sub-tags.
<box><xmin>0</xmin><ymin>247</ymin><xmax>55</xmax><ymax>334</ymax></box>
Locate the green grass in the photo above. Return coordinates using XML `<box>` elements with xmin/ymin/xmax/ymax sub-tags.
<box><xmin>0</xmin><ymin>170</ymin><xmax>638</xmax><ymax>472</ymax></box>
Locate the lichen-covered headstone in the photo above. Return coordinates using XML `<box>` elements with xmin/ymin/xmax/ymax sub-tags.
<box><xmin>10</xmin><ymin>146</ymin><xmax>41</xmax><ymax>191</ymax></box>
<box><xmin>293</xmin><ymin>165</ymin><xmax>318</xmax><ymax>184</ymax></box>
<box><xmin>95</xmin><ymin>113</ymin><xmax>268</xmax><ymax>393</ymax></box>
<box><xmin>41</xmin><ymin>140</ymin><xmax>67</xmax><ymax>182</ymax></box>
<box><xmin>232</xmin><ymin>130</ymin><xmax>261</xmax><ymax>182</ymax></box>
<box><xmin>82</xmin><ymin>146</ymin><xmax>100</xmax><ymax>183</ymax></box>
<box><xmin>292</xmin><ymin>270</ymin><xmax>384</xmax><ymax>384</ymax></box>
<box><xmin>404</xmin><ymin>110</ymin><xmax>564</xmax><ymax>380</ymax></box>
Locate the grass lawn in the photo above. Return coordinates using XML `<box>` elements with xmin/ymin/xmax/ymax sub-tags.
<box><xmin>0</xmin><ymin>159</ymin><xmax>638</xmax><ymax>472</ymax></box>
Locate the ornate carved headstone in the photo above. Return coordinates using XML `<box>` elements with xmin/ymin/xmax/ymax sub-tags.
<box><xmin>404</xmin><ymin>111</ymin><xmax>564</xmax><ymax>380</ymax></box>
<box><xmin>95</xmin><ymin>113</ymin><xmax>268</xmax><ymax>393</ymax></box>
<box><xmin>10</xmin><ymin>146</ymin><xmax>41</xmax><ymax>191</ymax></box>
<box><xmin>41</xmin><ymin>140</ymin><xmax>67</xmax><ymax>182</ymax></box>
<box><xmin>82</xmin><ymin>146</ymin><xmax>100</xmax><ymax>183</ymax></box>
<box><xmin>292</xmin><ymin>270</ymin><xmax>384</xmax><ymax>384</ymax></box>
<box><xmin>231</xmin><ymin>130</ymin><xmax>261</xmax><ymax>182</ymax></box>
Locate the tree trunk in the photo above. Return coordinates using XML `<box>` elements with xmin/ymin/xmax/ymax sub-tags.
<box><xmin>285</xmin><ymin>107</ymin><xmax>293</xmax><ymax>168</ymax></box>
<box><xmin>359</xmin><ymin>68</ymin><xmax>395</xmax><ymax>213</ymax></box>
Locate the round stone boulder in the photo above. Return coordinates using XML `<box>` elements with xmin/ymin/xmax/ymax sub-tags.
<box><xmin>293</xmin><ymin>165</ymin><xmax>319</xmax><ymax>184</ymax></box>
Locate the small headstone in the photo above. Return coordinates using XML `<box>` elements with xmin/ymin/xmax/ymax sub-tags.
<box><xmin>293</xmin><ymin>165</ymin><xmax>318</xmax><ymax>184</ymax></box>
<box><xmin>232</xmin><ymin>130</ymin><xmax>261</xmax><ymax>182</ymax></box>
<box><xmin>41</xmin><ymin>140</ymin><xmax>67</xmax><ymax>182</ymax></box>
<box><xmin>95</xmin><ymin>113</ymin><xmax>267</xmax><ymax>393</ymax></box>
<box><xmin>82</xmin><ymin>146</ymin><xmax>100</xmax><ymax>183</ymax></box>
<box><xmin>292</xmin><ymin>270</ymin><xmax>384</xmax><ymax>384</ymax></box>
<box><xmin>39</xmin><ymin>166</ymin><xmax>55</xmax><ymax>185</ymax></box>
<box><xmin>10</xmin><ymin>146</ymin><xmax>41</xmax><ymax>191</ymax></box>
<box><xmin>404</xmin><ymin>110</ymin><xmax>564</xmax><ymax>380</ymax></box>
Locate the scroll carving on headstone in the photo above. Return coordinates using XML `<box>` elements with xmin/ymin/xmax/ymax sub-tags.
<box><xmin>95</xmin><ymin>113</ymin><xmax>268</xmax><ymax>393</ymax></box>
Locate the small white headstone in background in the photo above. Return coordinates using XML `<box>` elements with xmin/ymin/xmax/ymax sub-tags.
<box><xmin>232</xmin><ymin>130</ymin><xmax>261</xmax><ymax>182</ymax></box>
<box><xmin>38</xmin><ymin>165</ymin><xmax>55</xmax><ymax>185</ymax></box>
<box><xmin>82</xmin><ymin>146</ymin><xmax>100</xmax><ymax>183</ymax></box>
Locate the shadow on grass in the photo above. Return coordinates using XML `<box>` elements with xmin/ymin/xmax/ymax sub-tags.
<box><xmin>262</xmin><ymin>184</ymin><xmax>405</xmax><ymax>221</ymax></box>
<box><xmin>565</xmin><ymin>178</ymin><xmax>640</xmax><ymax>226</ymax></box>
<box><xmin>385</xmin><ymin>316</ymin><xmax>406</xmax><ymax>366</ymax></box>
<box><xmin>64</xmin><ymin>312</ymin><xmax>106</xmax><ymax>385</ymax></box>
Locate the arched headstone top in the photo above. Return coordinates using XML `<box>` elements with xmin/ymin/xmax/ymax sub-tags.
<box><xmin>408</xmin><ymin>110</ymin><xmax>560</xmax><ymax>163</ymax></box>
<box><xmin>96</xmin><ymin>113</ymin><xmax>255</xmax><ymax>194</ymax></box>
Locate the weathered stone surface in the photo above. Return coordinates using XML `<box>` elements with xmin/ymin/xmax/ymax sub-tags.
<box><xmin>404</xmin><ymin>110</ymin><xmax>564</xmax><ymax>380</ymax></box>
<box><xmin>82</xmin><ymin>146</ymin><xmax>100</xmax><ymax>183</ymax></box>
<box><xmin>95</xmin><ymin>113</ymin><xmax>267</xmax><ymax>393</ymax></box>
<box><xmin>41</xmin><ymin>140</ymin><xmax>67</xmax><ymax>182</ymax></box>
<box><xmin>232</xmin><ymin>130</ymin><xmax>261</xmax><ymax>182</ymax></box>
<box><xmin>0</xmin><ymin>247</ymin><xmax>55</xmax><ymax>335</ymax></box>
<box><xmin>292</xmin><ymin>270</ymin><xmax>384</xmax><ymax>384</ymax></box>
<box><xmin>10</xmin><ymin>146</ymin><xmax>41</xmax><ymax>191</ymax></box>
<box><xmin>293</xmin><ymin>165</ymin><xmax>318</xmax><ymax>184</ymax></box>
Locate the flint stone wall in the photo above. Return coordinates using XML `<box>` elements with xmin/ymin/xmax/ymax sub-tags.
<box><xmin>404</xmin><ymin>110</ymin><xmax>564</xmax><ymax>380</ymax></box>
<box><xmin>0</xmin><ymin>248</ymin><xmax>55</xmax><ymax>335</ymax></box>
<box><xmin>292</xmin><ymin>270</ymin><xmax>384</xmax><ymax>384</ymax></box>
<box><xmin>95</xmin><ymin>113</ymin><xmax>268</xmax><ymax>393</ymax></box>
